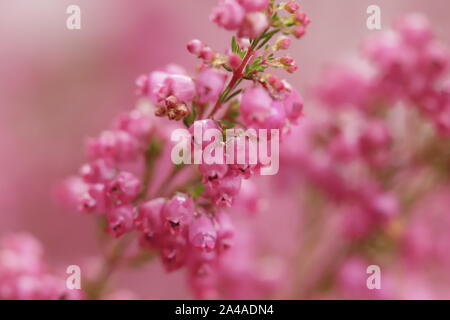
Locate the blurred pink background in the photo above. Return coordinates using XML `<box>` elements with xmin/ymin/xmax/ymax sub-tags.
<box><xmin>1</xmin><ymin>0</ymin><xmax>450</xmax><ymax>298</ymax></box>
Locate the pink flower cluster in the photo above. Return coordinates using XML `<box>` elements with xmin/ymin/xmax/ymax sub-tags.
<box><xmin>0</xmin><ymin>233</ymin><xmax>82</xmax><ymax>300</ymax></box>
<box><xmin>279</xmin><ymin>14</ymin><xmax>450</xmax><ymax>298</ymax></box>
<box><xmin>58</xmin><ymin>0</ymin><xmax>309</xmax><ymax>299</ymax></box>
<box><xmin>289</xmin><ymin>14</ymin><xmax>450</xmax><ymax>241</ymax></box>
<box><xmin>318</xmin><ymin>14</ymin><xmax>450</xmax><ymax>136</ymax></box>
<box><xmin>211</xmin><ymin>0</ymin><xmax>310</xmax><ymax>40</ymax></box>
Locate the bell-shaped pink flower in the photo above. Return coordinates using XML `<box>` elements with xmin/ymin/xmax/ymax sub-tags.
<box><xmin>189</xmin><ymin>216</ymin><xmax>217</xmax><ymax>251</ymax></box>
<box><xmin>162</xmin><ymin>193</ymin><xmax>195</xmax><ymax>233</ymax></box>
<box><xmin>238</xmin><ymin>12</ymin><xmax>268</xmax><ymax>39</ymax></box>
<box><xmin>86</xmin><ymin>130</ymin><xmax>140</xmax><ymax>163</ymax></box>
<box><xmin>282</xmin><ymin>87</ymin><xmax>304</xmax><ymax>124</ymax></box>
<box><xmin>211</xmin><ymin>0</ymin><xmax>245</xmax><ymax>31</ymax></box>
<box><xmin>114</xmin><ymin>108</ymin><xmax>153</xmax><ymax>142</ymax></box>
<box><xmin>106</xmin><ymin>205</ymin><xmax>135</xmax><ymax>238</ymax></box>
<box><xmin>106</xmin><ymin>171</ymin><xmax>141</xmax><ymax>205</ymax></box>
<box><xmin>240</xmin><ymin>87</ymin><xmax>273</xmax><ymax>125</ymax></box>
<box><xmin>148</xmin><ymin>71</ymin><xmax>195</xmax><ymax>104</ymax></box>
<box><xmin>136</xmin><ymin>198</ymin><xmax>165</xmax><ymax>248</ymax></box>
<box><xmin>189</xmin><ymin>119</ymin><xmax>221</xmax><ymax>150</ymax></box>
<box><xmin>197</xmin><ymin>68</ymin><xmax>227</xmax><ymax>104</ymax></box>
<box><xmin>207</xmin><ymin>172</ymin><xmax>242</xmax><ymax>207</ymax></box>
<box><xmin>79</xmin><ymin>159</ymin><xmax>115</xmax><ymax>183</ymax></box>
<box><xmin>199</xmin><ymin>163</ymin><xmax>229</xmax><ymax>182</ymax></box>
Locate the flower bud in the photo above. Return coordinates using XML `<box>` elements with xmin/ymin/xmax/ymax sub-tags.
<box><xmin>199</xmin><ymin>47</ymin><xmax>215</xmax><ymax>62</ymax></box>
<box><xmin>187</xmin><ymin>39</ymin><xmax>204</xmax><ymax>55</ymax></box>
<box><xmin>228</xmin><ymin>53</ymin><xmax>243</xmax><ymax>70</ymax></box>
<box><xmin>275</xmin><ymin>36</ymin><xmax>291</xmax><ymax>50</ymax></box>
<box><xmin>284</xmin><ymin>0</ymin><xmax>300</xmax><ymax>14</ymax></box>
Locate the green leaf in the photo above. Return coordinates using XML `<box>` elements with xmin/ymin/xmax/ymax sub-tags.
<box><xmin>223</xmin><ymin>89</ymin><xmax>242</xmax><ymax>103</ymax></box>
<box><xmin>191</xmin><ymin>183</ymin><xmax>205</xmax><ymax>199</ymax></box>
<box><xmin>231</xmin><ymin>36</ymin><xmax>239</xmax><ymax>53</ymax></box>
<box><xmin>220</xmin><ymin>119</ymin><xmax>236</xmax><ymax>130</ymax></box>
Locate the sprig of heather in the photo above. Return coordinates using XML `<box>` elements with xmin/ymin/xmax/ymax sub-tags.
<box><xmin>58</xmin><ymin>0</ymin><xmax>309</xmax><ymax>299</ymax></box>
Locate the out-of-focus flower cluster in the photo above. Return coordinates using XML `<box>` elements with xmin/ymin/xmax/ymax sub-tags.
<box><xmin>280</xmin><ymin>14</ymin><xmax>450</xmax><ymax>299</ymax></box>
<box><xmin>0</xmin><ymin>233</ymin><xmax>82</xmax><ymax>300</ymax></box>
<box><xmin>56</xmin><ymin>0</ymin><xmax>310</xmax><ymax>299</ymax></box>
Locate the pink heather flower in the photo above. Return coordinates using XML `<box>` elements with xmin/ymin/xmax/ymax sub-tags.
<box><xmin>160</xmin><ymin>235</ymin><xmax>188</xmax><ymax>272</ymax></box>
<box><xmin>207</xmin><ymin>172</ymin><xmax>242</xmax><ymax>207</ymax></box>
<box><xmin>189</xmin><ymin>119</ymin><xmax>221</xmax><ymax>149</ymax></box>
<box><xmin>114</xmin><ymin>108</ymin><xmax>153</xmax><ymax>141</ymax></box>
<box><xmin>106</xmin><ymin>171</ymin><xmax>141</xmax><ymax>205</ymax></box>
<box><xmin>282</xmin><ymin>87</ymin><xmax>304</xmax><ymax>124</ymax></box>
<box><xmin>161</xmin><ymin>74</ymin><xmax>196</xmax><ymax>103</ymax></box>
<box><xmin>161</xmin><ymin>193</ymin><xmax>195</xmax><ymax>233</ymax></box>
<box><xmin>215</xmin><ymin>211</ymin><xmax>235</xmax><ymax>250</ymax></box>
<box><xmin>238</xmin><ymin>37</ymin><xmax>251</xmax><ymax>49</ymax></box>
<box><xmin>148</xmin><ymin>71</ymin><xmax>195</xmax><ymax>104</ymax></box>
<box><xmin>55</xmin><ymin>176</ymin><xmax>89</xmax><ymax>210</ymax></box>
<box><xmin>136</xmin><ymin>198</ymin><xmax>166</xmax><ymax>248</ymax></box>
<box><xmin>79</xmin><ymin>159</ymin><xmax>115</xmax><ymax>183</ymax></box>
<box><xmin>199</xmin><ymin>47</ymin><xmax>215</xmax><ymax>62</ymax></box>
<box><xmin>237</xmin><ymin>0</ymin><xmax>269</xmax><ymax>12</ymax></box>
<box><xmin>189</xmin><ymin>216</ymin><xmax>217</xmax><ymax>251</ymax></box>
<box><xmin>106</xmin><ymin>205</ymin><xmax>135</xmax><ymax>238</ymax></box>
<box><xmin>228</xmin><ymin>53</ymin><xmax>242</xmax><ymax>70</ymax></box>
<box><xmin>395</xmin><ymin>14</ymin><xmax>433</xmax><ymax>47</ymax></box>
<box><xmin>238</xmin><ymin>12</ymin><xmax>269</xmax><ymax>39</ymax></box>
<box><xmin>211</xmin><ymin>0</ymin><xmax>245</xmax><ymax>31</ymax></box>
<box><xmin>199</xmin><ymin>163</ymin><xmax>229</xmax><ymax>182</ymax></box>
<box><xmin>279</xmin><ymin>56</ymin><xmax>298</xmax><ymax>73</ymax></box>
<box><xmin>293</xmin><ymin>25</ymin><xmax>306</xmax><ymax>39</ymax></box>
<box><xmin>258</xmin><ymin>100</ymin><xmax>287</xmax><ymax>131</ymax></box>
<box><xmin>275</xmin><ymin>36</ymin><xmax>291</xmax><ymax>50</ymax></box>
<box><xmin>284</xmin><ymin>0</ymin><xmax>300</xmax><ymax>14</ymax></box>
<box><xmin>295</xmin><ymin>11</ymin><xmax>311</xmax><ymax>26</ymax></box>
<box><xmin>187</xmin><ymin>39</ymin><xmax>204</xmax><ymax>55</ymax></box>
<box><xmin>240</xmin><ymin>86</ymin><xmax>273</xmax><ymax>124</ymax></box>
<box><xmin>197</xmin><ymin>68</ymin><xmax>227</xmax><ymax>104</ymax></box>
<box><xmin>80</xmin><ymin>183</ymin><xmax>107</xmax><ymax>214</ymax></box>
<box><xmin>87</xmin><ymin>130</ymin><xmax>139</xmax><ymax>163</ymax></box>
